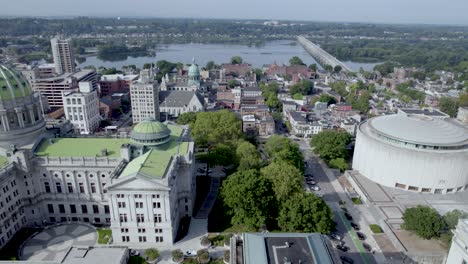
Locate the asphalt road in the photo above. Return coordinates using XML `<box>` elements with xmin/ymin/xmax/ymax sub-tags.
<box><xmin>296</xmin><ymin>138</ymin><xmax>376</xmax><ymax>264</ymax></box>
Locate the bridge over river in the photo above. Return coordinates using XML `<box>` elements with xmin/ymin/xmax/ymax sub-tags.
<box><xmin>297</xmin><ymin>35</ymin><xmax>353</xmax><ymax>72</ymax></box>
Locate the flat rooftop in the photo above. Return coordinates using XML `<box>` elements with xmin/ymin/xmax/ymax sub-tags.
<box><xmin>62</xmin><ymin>247</ymin><xmax>127</xmax><ymax>264</ymax></box>
<box><xmin>243</xmin><ymin>233</ymin><xmax>334</xmax><ymax>264</ymax></box>
<box><xmin>35</xmin><ymin>138</ymin><xmax>130</xmax><ymax>157</ymax></box>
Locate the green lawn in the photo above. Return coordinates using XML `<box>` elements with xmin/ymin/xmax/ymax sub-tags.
<box><xmin>0</xmin><ymin>156</ymin><xmax>8</xmax><ymax>168</ymax></box>
<box><xmin>97</xmin><ymin>228</ymin><xmax>112</xmax><ymax>244</ymax></box>
<box><xmin>369</xmin><ymin>224</ymin><xmax>383</xmax><ymax>233</ymax></box>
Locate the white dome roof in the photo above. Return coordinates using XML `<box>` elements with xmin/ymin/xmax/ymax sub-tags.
<box><xmin>369</xmin><ymin>114</ymin><xmax>468</xmax><ymax>146</ymax></box>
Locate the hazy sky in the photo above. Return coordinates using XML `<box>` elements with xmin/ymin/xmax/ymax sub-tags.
<box><xmin>2</xmin><ymin>0</ymin><xmax>468</xmax><ymax>25</ymax></box>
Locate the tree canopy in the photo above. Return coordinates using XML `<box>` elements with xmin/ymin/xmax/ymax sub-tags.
<box><xmin>221</xmin><ymin>169</ymin><xmax>275</xmax><ymax>230</ymax></box>
<box><xmin>190</xmin><ymin>110</ymin><xmax>243</xmax><ymax>147</ymax></box>
<box><xmin>443</xmin><ymin>210</ymin><xmax>468</xmax><ymax>230</ymax></box>
<box><xmin>230</xmin><ymin>56</ymin><xmax>243</xmax><ymax>64</ymax></box>
<box><xmin>439</xmin><ymin>97</ymin><xmax>459</xmax><ymax>117</ymax></box>
<box><xmin>310</xmin><ymin>130</ymin><xmax>352</xmax><ymax>162</ymax></box>
<box><xmin>175</xmin><ymin>112</ymin><xmax>197</xmax><ymax>126</ymax></box>
<box><xmin>278</xmin><ymin>192</ymin><xmax>334</xmax><ymax>234</ymax></box>
<box><xmin>265</xmin><ymin>136</ymin><xmax>304</xmax><ymax>172</ymax></box>
<box><xmin>236</xmin><ymin>141</ymin><xmax>261</xmax><ymax>171</ymax></box>
<box><xmin>289</xmin><ymin>80</ymin><xmax>314</xmax><ymax>96</ymax></box>
<box><xmin>261</xmin><ymin>161</ymin><xmax>303</xmax><ymax>202</ymax></box>
<box><xmin>402</xmin><ymin>205</ymin><xmax>446</xmax><ymax>239</ymax></box>
<box><xmin>289</xmin><ymin>56</ymin><xmax>305</xmax><ymax>66</ymax></box>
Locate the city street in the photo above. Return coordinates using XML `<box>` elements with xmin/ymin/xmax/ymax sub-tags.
<box><xmin>296</xmin><ymin>138</ymin><xmax>378</xmax><ymax>264</ymax></box>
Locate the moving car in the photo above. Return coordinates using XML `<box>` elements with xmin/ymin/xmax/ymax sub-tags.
<box><xmin>344</xmin><ymin>212</ymin><xmax>353</xmax><ymax>221</ymax></box>
<box><xmin>350</xmin><ymin>222</ymin><xmax>360</xmax><ymax>230</ymax></box>
<box><xmin>340</xmin><ymin>256</ymin><xmax>354</xmax><ymax>263</ymax></box>
<box><xmin>336</xmin><ymin>244</ymin><xmax>349</xmax><ymax>252</ymax></box>
<box><xmin>356</xmin><ymin>232</ymin><xmax>366</xmax><ymax>240</ymax></box>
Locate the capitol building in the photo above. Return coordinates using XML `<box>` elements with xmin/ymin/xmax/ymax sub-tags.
<box><xmin>0</xmin><ymin>64</ymin><xmax>195</xmax><ymax>249</ymax></box>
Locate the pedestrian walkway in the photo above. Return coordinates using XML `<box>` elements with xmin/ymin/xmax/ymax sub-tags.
<box><xmin>195</xmin><ymin>167</ymin><xmax>223</xmax><ymax>219</ymax></box>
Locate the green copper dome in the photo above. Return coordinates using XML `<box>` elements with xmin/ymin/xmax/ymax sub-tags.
<box><xmin>0</xmin><ymin>64</ymin><xmax>32</xmax><ymax>100</ymax></box>
<box><xmin>188</xmin><ymin>63</ymin><xmax>200</xmax><ymax>76</ymax></box>
<box><xmin>130</xmin><ymin>119</ymin><xmax>171</xmax><ymax>146</ymax></box>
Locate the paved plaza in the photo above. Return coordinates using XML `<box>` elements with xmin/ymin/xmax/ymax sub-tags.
<box><xmin>21</xmin><ymin>223</ymin><xmax>97</xmax><ymax>262</ymax></box>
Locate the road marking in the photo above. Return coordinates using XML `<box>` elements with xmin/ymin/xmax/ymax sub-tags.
<box><xmin>337</xmin><ymin>210</ymin><xmax>371</xmax><ymax>264</ymax></box>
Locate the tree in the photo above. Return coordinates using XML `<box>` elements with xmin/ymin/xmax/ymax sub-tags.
<box><xmin>289</xmin><ymin>56</ymin><xmax>305</xmax><ymax>66</ymax></box>
<box><xmin>254</xmin><ymin>68</ymin><xmax>263</xmax><ymax>81</ymax></box>
<box><xmin>402</xmin><ymin>205</ymin><xmax>446</xmax><ymax>239</ymax></box>
<box><xmin>236</xmin><ymin>141</ymin><xmax>261</xmax><ymax>171</ymax></box>
<box><xmin>197</xmin><ymin>249</ymin><xmax>210</xmax><ymax>264</ymax></box>
<box><xmin>293</xmin><ymin>93</ymin><xmax>303</xmax><ymax>100</ymax></box>
<box><xmin>310</xmin><ymin>130</ymin><xmax>351</xmax><ymax>162</ymax></box>
<box><xmin>144</xmin><ymin>248</ymin><xmax>160</xmax><ymax>261</ymax></box>
<box><xmin>334</xmin><ymin>65</ymin><xmax>342</xmax><ymax>73</ymax></box>
<box><xmin>459</xmin><ymin>93</ymin><xmax>468</xmax><ymax>107</ymax></box>
<box><xmin>278</xmin><ymin>192</ymin><xmax>334</xmax><ymax>234</ymax></box>
<box><xmin>439</xmin><ymin>97</ymin><xmax>459</xmax><ymax>117</ymax></box>
<box><xmin>266</xmin><ymin>93</ymin><xmax>281</xmax><ymax>110</ymax></box>
<box><xmin>227</xmin><ymin>79</ymin><xmax>237</xmax><ymax>88</ymax></box>
<box><xmin>208</xmin><ymin>143</ymin><xmax>234</xmax><ymax>166</ymax></box>
<box><xmin>374</xmin><ymin>61</ymin><xmax>397</xmax><ymax>77</ymax></box>
<box><xmin>444</xmin><ymin>210</ymin><xmax>468</xmax><ymax>230</ymax></box>
<box><xmin>289</xmin><ymin>80</ymin><xmax>314</xmax><ymax>96</ymax></box>
<box><xmin>171</xmin><ymin>249</ymin><xmax>184</xmax><ymax>263</ymax></box>
<box><xmin>205</xmin><ymin>61</ymin><xmax>216</xmax><ymax>70</ymax></box>
<box><xmin>324</xmin><ymin>64</ymin><xmax>333</xmax><ymax>72</ymax></box>
<box><xmin>191</xmin><ymin>110</ymin><xmax>242</xmax><ymax>147</ymax></box>
<box><xmin>261</xmin><ymin>161</ymin><xmax>303</xmax><ymax>202</ymax></box>
<box><xmin>230</xmin><ymin>56</ymin><xmax>243</xmax><ymax>64</ymax></box>
<box><xmin>329</xmin><ymin>158</ymin><xmax>347</xmax><ymax>172</ymax></box>
<box><xmin>265</xmin><ymin>136</ymin><xmax>304</xmax><ymax>172</ymax></box>
<box><xmin>221</xmin><ymin>169</ymin><xmax>275</xmax><ymax>230</ymax></box>
<box><xmin>308</xmin><ymin>63</ymin><xmax>318</xmax><ymax>72</ymax></box>
<box><xmin>176</xmin><ymin>112</ymin><xmax>197</xmax><ymax>126</ymax></box>
<box><xmin>318</xmin><ymin>94</ymin><xmax>337</xmax><ymax>105</ymax></box>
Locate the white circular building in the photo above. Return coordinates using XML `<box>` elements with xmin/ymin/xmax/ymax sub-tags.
<box><xmin>353</xmin><ymin>114</ymin><xmax>468</xmax><ymax>194</ymax></box>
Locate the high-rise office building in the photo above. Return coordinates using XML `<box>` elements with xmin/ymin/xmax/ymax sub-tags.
<box><xmin>130</xmin><ymin>69</ymin><xmax>160</xmax><ymax>123</ymax></box>
<box><xmin>51</xmin><ymin>36</ymin><xmax>76</xmax><ymax>74</ymax></box>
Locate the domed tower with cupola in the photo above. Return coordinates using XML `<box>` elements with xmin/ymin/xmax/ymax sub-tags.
<box><xmin>187</xmin><ymin>58</ymin><xmax>200</xmax><ymax>89</ymax></box>
<box><xmin>0</xmin><ymin>64</ymin><xmax>45</xmax><ymax>149</ymax></box>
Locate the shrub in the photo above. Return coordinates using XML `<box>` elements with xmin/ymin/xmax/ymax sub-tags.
<box><xmin>223</xmin><ymin>234</ymin><xmax>232</xmax><ymax>246</ymax></box>
<box><xmin>197</xmin><ymin>249</ymin><xmax>210</xmax><ymax>264</ymax></box>
<box><xmin>171</xmin><ymin>249</ymin><xmax>183</xmax><ymax>262</ymax></box>
<box><xmin>402</xmin><ymin>205</ymin><xmax>446</xmax><ymax>239</ymax></box>
<box><xmin>223</xmin><ymin>250</ymin><xmax>230</xmax><ymax>262</ymax></box>
<box><xmin>369</xmin><ymin>224</ymin><xmax>383</xmax><ymax>233</ymax></box>
<box><xmin>200</xmin><ymin>236</ymin><xmax>211</xmax><ymax>247</ymax></box>
<box><xmin>351</xmin><ymin>197</ymin><xmax>362</xmax><ymax>205</ymax></box>
<box><xmin>145</xmin><ymin>248</ymin><xmax>160</xmax><ymax>261</ymax></box>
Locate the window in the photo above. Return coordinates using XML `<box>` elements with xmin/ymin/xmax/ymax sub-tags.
<box><xmin>104</xmin><ymin>205</ymin><xmax>110</xmax><ymax>214</ymax></box>
<box><xmin>119</xmin><ymin>214</ymin><xmax>128</xmax><ymax>222</ymax></box>
<box><xmin>139</xmin><ymin>236</ymin><xmax>147</xmax><ymax>242</ymax></box>
<box><xmin>155</xmin><ymin>236</ymin><xmax>163</xmax><ymax>242</ymax></box>
<box><xmin>81</xmin><ymin>205</ymin><xmax>88</xmax><ymax>214</ymax></box>
<box><xmin>47</xmin><ymin>204</ymin><xmax>54</xmax><ymax>213</ymax></box>
<box><xmin>138</xmin><ymin>228</ymin><xmax>146</xmax><ymax>233</ymax></box>
<box><xmin>59</xmin><ymin>204</ymin><xmax>65</xmax><ymax>214</ymax></box>
<box><xmin>152</xmin><ymin>194</ymin><xmax>160</xmax><ymax>199</ymax></box>
<box><xmin>135</xmin><ymin>202</ymin><xmax>143</xmax><ymax>208</ymax></box>
<box><xmin>155</xmin><ymin>228</ymin><xmax>162</xmax><ymax>233</ymax></box>
<box><xmin>90</xmin><ymin>183</ymin><xmax>96</xmax><ymax>193</ymax></box>
<box><xmin>94</xmin><ymin>218</ymin><xmax>100</xmax><ymax>223</ymax></box>
<box><xmin>83</xmin><ymin>217</ymin><xmax>89</xmax><ymax>222</ymax></box>
<box><xmin>44</xmin><ymin>182</ymin><xmax>50</xmax><ymax>193</ymax></box>
<box><xmin>79</xmin><ymin>183</ymin><xmax>85</xmax><ymax>193</ymax></box>
<box><xmin>118</xmin><ymin>202</ymin><xmax>126</xmax><ymax>208</ymax></box>
<box><xmin>153</xmin><ymin>202</ymin><xmax>161</xmax><ymax>209</ymax></box>
<box><xmin>56</xmin><ymin>182</ymin><xmax>62</xmax><ymax>193</ymax></box>
<box><xmin>93</xmin><ymin>205</ymin><xmax>99</xmax><ymax>214</ymax></box>
<box><xmin>67</xmin><ymin>182</ymin><xmax>73</xmax><ymax>193</ymax></box>
<box><xmin>134</xmin><ymin>194</ymin><xmax>142</xmax><ymax>199</ymax></box>
<box><xmin>70</xmin><ymin>205</ymin><xmax>76</xmax><ymax>214</ymax></box>
<box><xmin>121</xmin><ymin>228</ymin><xmax>128</xmax><ymax>233</ymax></box>
<box><xmin>136</xmin><ymin>214</ymin><xmax>145</xmax><ymax>223</ymax></box>
<box><xmin>122</xmin><ymin>236</ymin><xmax>130</xmax><ymax>242</ymax></box>
<box><xmin>154</xmin><ymin>214</ymin><xmax>162</xmax><ymax>223</ymax></box>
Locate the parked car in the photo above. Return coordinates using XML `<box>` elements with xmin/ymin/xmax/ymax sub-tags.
<box><xmin>350</xmin><ymin>222</ymin><xmax>360</xmax><ymax>230</ymax></box>
<box><xmin>356</xmin><ymin>232</ymin><xmax>366</xmax><ymax>240</ymax></box>
<box><xmin>312</xmin><ymin>186</ymin><xmax>320</xmax><ymax>191</ymax></box>
<box><xmin>130</xmin><ymin>250</ymin><xmax>140</xmax><ymax>256</ymax></box>
<box><xmin>307</xmin><ymin>180</ymin><xmax>316</xmax><ymax>185</ymax></box>
<box><xmin>336</xmin><ymin>244</ymin><xmax>349</xmax><ymax>252</ymax></box>
<box><xmin>184</xmin><ymin>250</ymin><xmax>197</xmax><ymax>257</ymax></box>
<box><xmin>362</xmin><ymin>242</ymin><xmax>372</xmax><ymax>252</ymax></box>
<box><xmin>330</xmin><ymin>233</ymin><xmax>342</xmax><ymax>241</ymax></box>
<box><xmin>340</xmin><ymin>256</ymin><xmax>354</xmax><ymax>264</ymax></box>
<box><xmin>344</xmin><ymin>212</ymin><xmax>353</xmax><ymax>221</ymax></box>
<box><xmin>293</xmin><ymin>138</ymin><xmax>300</xmax><ymax>141</ymax></box>
<box><xmin>341</xmin><ymin>207</ymin><xmax>348</xmax><ymax>213</ymax></box>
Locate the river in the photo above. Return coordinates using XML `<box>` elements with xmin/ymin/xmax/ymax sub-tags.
<box><xmin>77</xmin><ymin>40</ymin><xmax>380</xmax><ymax>71</ymax></box>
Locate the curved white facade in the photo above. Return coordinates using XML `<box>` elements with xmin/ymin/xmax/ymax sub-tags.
<box><xmin>353</xmin><ymin>115</ymin><xmax>468</xmax><ymax>194</ymax></box>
